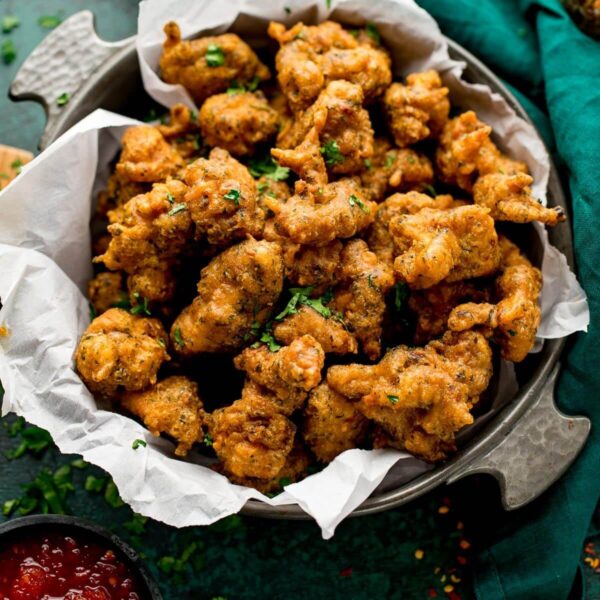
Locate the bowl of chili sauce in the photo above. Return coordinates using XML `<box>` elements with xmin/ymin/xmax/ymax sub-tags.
<box><xmin>0</xmin><ymin>515</ymin><xmax>162</xmax><ymax>600</ymax></box>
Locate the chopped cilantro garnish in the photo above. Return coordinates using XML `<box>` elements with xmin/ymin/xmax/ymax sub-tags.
<box><xmin>6</xmin><ymin>424</ymin><xmax>53</xmax><ymax>460</ymax></box>
<box><xmin>387</xmin><ymin>394</ymin><xmax>399</xmax><ymax>405</ymax></box>
<box><xmin>174</xmin><ymin>327</ymin><xmax>184</xmax><ymax>349</ymax></box>
<box><xmin>158</xmin><ymin>542</ymin><xmax>202</xmax><ymax>576</ymax></box>
<box><xmin>168</xmin><ymin>202</ymin><xmax>187</xmax><ymax>216</ymax></box>
<box><xmin>130</xmin><ymin>292</ymin><xmax>151</xmax><ymax>316</ymax></box>
<box><xmin>348</xmin><ymin>193</ymin><xmax>370</xmax><ymax>214</ymax></box>
<box><xmin>385</xmin><ymin>152</ymin><xmax>396</xmax><ymax>168</ymax></box>
<box><xmin>2</xmin><ymin>39</ymin><xmax>16</xmax><ymax>65</ymax></box>
<box><xmin>38</xmin><ymin>15</ymin><xmax>62</xmax><ymax>29</ymax></box>
<box><xmin>205</xmin><ymin>44</ymin><xmax>225</xmax><ymax>67</ymax></box>
<box><xmin>276</xmin><ymin>286</ymin><xmax>334</xmax><ymax>321</ymax></box>
<box><xmin>104</xmin><ymin>481</ymin><xmax>125</xmax><ymax>508</ymax></box>
<box><xmin>166</xmin><ymin>191</ymin><xmax>175</xmax><ymax>204</ymax></box>
<box><xmin>364</xmin><ymin>158</ymin><xmax>372</xmax><ymax>170</ymax></box>
<box><xmin>71</xmin><ymin>458</ymin><xmax>88</xmax><ymax>469</ymax></box>
<box><xmin>247</xmin><ymin>75</ymin><xmax>261</xmax><ymax>91</ymax></box>
<box><xmin>223</xmin><ymin>189</ymin><xmax>241</xmax><ymax>206</ymax></box>
<box><xmin>89</xmin><ymin>303</ymin><xmax>97</xmax><ymax>321</ymax></box>
<box><xmin>203</xmin><ymin>433</ymin><xmax>214</xmax><ymax>447</ymax></box>
<box><xmin>284</xmin><ymin>6</ymin><xmax>292</xmax><ymax>14</ymax></box>
<box><xmin>56</xmin><ymin>92</ymin><xmax>70</xmax><ymax>106</ymax></box>
<box><xmin>423</xmin><ymin>183</ymin><xmax>437</xmax><ymax>197</ymax></box>
<box><xmin>508</xmin><ymin>329</ymin><xmax>517</xmax><ymax>337</ymax></box>
<box><xmin>3</xmin><ymin>499</ymin><xmax>19</xmax><ymax>517</ymax></box>
<box><xmin>366</xmin><ymin>22</ymin><xmax>381</xmax><ymax>44</ymax></box>
<box><xmin>279</xmin><ymin>477</ymin><xmax>292</xmax><ymax>488</ymax></box>
<box><xmin>243</xmin><ymin>320</ymin><xmax>262</xmax><ymax>342</ymax></box>
<box><xmin>349</xmin><ymin>29</ymin><xmax>359</xmax><ymax>38</ymax></box>
<box><xmin>256</xmin><ymin>329</ymin><xmax>282</xmax><ymax>352</ymax></box>
<box><xmin>132</xmin><ymin>439</ymin><xmax>147</xmax><ymax>450</ymax></box>
<box><xmin>2</xmin><ymin>15</ymin><xmax>20</xmax><ymax>33</ymax></box>
<box><xmin>394</xmin><ymin>282</ymin><xmax>409</xmax><ymax>312</ymax></box>
<box><xmin>320</xmin><ymin>140</ymin><xmax>344</xmax><ymax>166</ymax></box>
<box><xmin>257</xmin><ymin>181</ymin><xmax>268</xmax><ymax>194</ymax></box>
<box><xmin>326</xmin><ymin>0</ymin><xmax>332</xmax><ymax>8</ymax></box>
<box><xmin>368</xmin><ymin>274</ymin><xmax>376</xmax><ymax>289</ymax></box>
<box><xmin>112</xmin><ymin>292</ymin><xmax>131</xmax><ymax>311</ymax></box>
<box><xmin>10</xmin><ymin>158</ymin><xmax>23</xmax><ymax>174</ymax></box>
<box><xmin>227</xmin><ymin>79</ymin><xmax>245</xmax><ymax>95</ymax></box>
<box><xmin>248</xmin><ymin>155</ymin><xmax>290</xmax><ymax>181</ymax></box>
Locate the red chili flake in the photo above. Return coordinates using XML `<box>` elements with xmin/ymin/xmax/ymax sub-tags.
<box><xmin>340</xmin><ymin>567</ymin><xmax>353</xmax><ymax>577</ymax></box>
<box><xmin>428</xmin><ymin>587</ymin><xmax>438</xmax><ymax>598</ymax></box>
<box><xmin>456</xmin><ymin>555</ymin><xmax>468</xmax><ymax>566</ymax></box>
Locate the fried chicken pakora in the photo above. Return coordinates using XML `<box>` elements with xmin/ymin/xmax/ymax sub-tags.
<box><xmin>160</xmin><ymin>22</ymin><xmax>270</xmax><ymax>105</ymax></box>
<box><xmin>327</xmin><ymin>331</ymin><xmax>492</xmax><ymax>461</ymax></box>
<box><xmin>121</xmin><ymin>376</ymin><xmax>207</xmax><ymax>456</ymax></box>
<box><xmin>75</xmin><ymin>309</ymin><xmax>169</xmax><ymax>397</ymax></box>
<box><xmin>170</xmin><ymin>238</ymin><xmax>284</xmax><ymax>354</ymax></box>
<box><xmin>82</xmin><ymin>17</ymin><xmax>560</xmax><ymax>484</ymax></box>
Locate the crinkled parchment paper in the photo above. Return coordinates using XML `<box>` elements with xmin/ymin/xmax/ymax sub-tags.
<box><xmin>0</xmin><ymin>0</ymin><xmax>589</xmax><ymax>539</ymax></box>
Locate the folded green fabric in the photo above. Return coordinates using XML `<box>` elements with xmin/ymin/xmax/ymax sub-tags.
<box><xmin>416</xmin><ymin>1</ymin><xmax>600</xmax><ymax>598</ymax></box>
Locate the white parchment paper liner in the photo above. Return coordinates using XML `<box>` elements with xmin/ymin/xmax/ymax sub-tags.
<box><xmin>0</xmin><ymin>0</ymin><xmax>589</xmax><ymax>539</ymax></box>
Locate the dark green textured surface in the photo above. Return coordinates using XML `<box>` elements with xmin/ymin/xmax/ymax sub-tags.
<box><xmin>0</xmin><ymin>1</ymin><xmax>599</xmax><ymax>599</ymax></box>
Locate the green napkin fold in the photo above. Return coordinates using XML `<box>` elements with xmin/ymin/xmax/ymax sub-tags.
<box><xmin>416</xmin><ymin>1</ymin><xmax>600</xmax><ymax>598</ymax></box>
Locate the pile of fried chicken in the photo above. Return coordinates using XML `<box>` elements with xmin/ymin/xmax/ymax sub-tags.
<box><xmin>75</xmin><ymin>20</ymin><xmax>564</xmax><ymax>493</ymax></box>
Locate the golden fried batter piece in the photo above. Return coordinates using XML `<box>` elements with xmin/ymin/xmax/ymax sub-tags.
<box><xmin>473</xmin><ymin>172</ymin><xmax>565</xmax><ymax>226</ymax></box>
<box><xmin>436</xmin><ymin>111</ymin><xmax>528</xmax><ymax>192</ymax></box>
<box><xmin>75</xmin><ymin>308</ymin><xmax>169</xmax><ymax>397</ymax></box>
<box><xmin>273</xmin><ymin>306</ymin><xmax>358</xmax><ymax>355</ymax></box>
<box><xmin>285</xmin><ymin>240</ymin><xmax>342</xmax><ymax>295</ymax></box>
<box><xmin>234</xmin><ymin>335</ymin><xmax>325</xmax><ymax>415</ymax></box>
<box><xmin>199</xmin><ymin>91</ymin><xmax>279</xmax><ymax>156</ymax></box>
<box><xmin>183</xmin><ymin>147</ymin><xmax>262</xmax><ymax>245</ymax></box>
<box><xmin>96</xmin><ymin>173</ymin><xmax>149</xmax><ymax>218</ymax></box>
<box><xmin>157</xmin><ymin>103</ymin><xmax>203</xmax><ymax>161</ymax></box>
<box><xmin>302</xmin><ymin>382</ymin><xmax>368</xmax><ymax>462</ymax></box>
<box><xmin>360</xmin><ymin>139</ymin><xmax>434</xmax><ymax>202</ymax></box>
<box><xmin>116</xmin><ymin>125</ymin><xmax>185</xmax><ymax>184</ymax></box>
<box><xmin>390</xmin><ymin>205</ymin><xmax>501</xmax><ymax>289</ymax></box>
<box><xmin>268</xmin><ymin>21</ymin><xmax>391</xmax><ymax>112</ymax></box>
<box><xmin>96</xmin><ymin>180</ymin><xmax>192</xmax><ymax>302</ymax></box>
<box><xmin>327</xmin><ymin>331</ymin><xmax>492</xmax><ymax>461</ymax></box>
<box><xmin>448</xmin><ymin>237</ymin><xmax>542</xmax><ymax>362</ymax></box>
<box><xmin>171</xmin><ymin>238</ymin><xmax>284</xmax><ymax>355</ymax></box>
<box><xmin>367</xmin><ymin>191</ymin><xmax>464</xmax><ymax>267</ymax></box>
<box><xmin>159</xmin><ymin>22</ymin><xmax>270</xmax><ymax>105</ymax></box>
<box><xmin>88</xmin><ymin>272</ymin><xmax>124</xmax><ymax>315</ymax></box>
<box><xmin>334</xmin><ymin>239</ymin><xmax>395</xmax><ymax>360</ymax></box>
<box><xmin>384</xmin><ymin>70</ymin><xmax>450</xmax><ymax>148</ymax></box>
<box><xmin>211</xmin><ymin>396</ymin><xmax>296</xmax><ymax>480</ymax></box>
<box><xmin>277</xmin><ymin>80</ymin><xmax>374</xmax><ymax>175</ymax></box>
<box><xmin>409</xmin><ymin>280</ymin><xmax>493</xmax><ymax>344</ymax></box>
<box><xmin>257</xmin><ymin>178</ymin><xmax>293</xmax><ymax>241</ymax></box>
<box><xmin>120</xmin><ymin>375</ymin><xmax>206</xmax><ymax>456</ymax></box>
<box><xmin>269</xmin><ymin>129</ymin><xmax>376</xmax><ymax>245</ymax></box>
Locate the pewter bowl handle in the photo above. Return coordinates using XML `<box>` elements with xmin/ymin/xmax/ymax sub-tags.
<box><xmin>447</xmin><ymin>364</ymin><xmax>590</xmax><ymax>509</ymax></box>
<box><xmin>9</xmin><ymin>11</ymin><xmax>132</xmax><ymax>150</ymax></box>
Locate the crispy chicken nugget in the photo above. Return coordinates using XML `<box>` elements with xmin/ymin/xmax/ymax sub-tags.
<box><xmin>234</xmin><ymin>335</ymin><xmax>325</xmax><ymax>415</ymax></box>
<box><xmin>183</xmin><ymin>147</ymin><xmax>263</xmax><ymax>245</ymax></box>
<box><xmin>170</xmin><ymin>238</ymin><xmax>284</xmax><ymax>355</ymax></box>
<box><xmin>199</xmin><ymin>91</ymin><xmax>279</xmax><ymax>156</ymax></box>
<box><xmin>159</xmin><ymin>22</ymin><xmax>270</xmax><ymax>105</ymax></box>
<box><xmin>447</xmin><ymin>237</ymin><xmax>542</xmax><ymax>362</ymax></box>
<box><xmin>473</xmin><ymin>172</ymin><xmax>565</xmax><ymax>227</ymax></box>
<box><xmin>273</xmin><ymin>305</ymin><xmax>358</xmax><ymax>355</ymax></box>
<box><xmin>302</xmin><ymin>382</ymin><xmax>368</xmax><ymax>462</ymax></box>
<box><xmin>121</xmin><ymin>375</ymin><xmax>207</xmax><ymax>456</ymax></box>
<box><xmin>384</xmin><ymin>70</ymin><xmax>450</xmax><ymax>148</ymax></box>
<box><xmin>277</xmin><ymin>80</ymin><xmax>374</xmax><ymax>175</ymax></box>
<box><xmin>390</xmin><ymin>205</ymin><xmax>501</xmax><ymax>289</ymax></box>
<box><xmin>116</xmin><ymin>125</ymin><xmax>185</xmax><ymax>183</ymax></box>
<box><xmin>211</xmin><ymin>396</ymin><xmax>296</xmax><ymax>480</ymax></box>
<box><xmin>436</xmin><ymin>111</ymin><xmax>528</xmax><ymax>192</ymax></box>
<box><xmin>268</xmin><ymin>20</ymin><xmax>391</xmax><ymax>112</ymax></box>
<box><xmin>75</xmin><ymin>308</ymin><xmax>169</xmax><ymax>397</ymax></box>
<box><xmin>284</xmin><ymin>240</ymin><xmax>343</xmax><ymax>295</ymax></box>
<box><xmin>327</xmin><ymin>331</ymin><xmax>492</xmax><ymax>461</ymax></box>
<box><xmin>334</xmin><ymin>239</ymin><xmax>395</xmax><ymax>360</ymax></box>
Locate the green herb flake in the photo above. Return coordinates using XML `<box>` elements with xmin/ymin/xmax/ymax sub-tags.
<box><xmin>257</xmin><ymin>181</ymin><xmax>268</xmax><ymax>194</ymax></box>
<box><xmin>367</xmin><ymin>274</ymin><xmax>376</xmax><ymax>289</ymax></box>
<box><xmin>326</xmin><ymin>0</ymin><xmax>332</xmax><ymax>8</ymax></box>
<box><xmin>366</xmin><ymin>22</ymin><xmax>381</xmax><ymax>44</ymax></box>
<box><xmin>3</xmin><ymin>499</ymin><xmax>18</xmax><ymax>517</ymax></box>
<box><xmin>387</xmin><ymin>394</ymin><xmax>399</xmax><ymax>405</ymax></box>
<box><xmin>320</xmin><ymin>140</ymin><xmax>344</xmax><ymax>166</ymax></box>
<box><xmin>88</xmin><ymin>303</ymin><xmax>97</xmax><ymax>322</ymax></box>
<box><xmin>124</xmin><ymin>513</ymin><xmax>148</xmax><ymax>536</ymax></box>
<box><xmin>38</xmin><ymin>15</ymin><xmax>62</xmax><ymax>29</ymax></box>
<box><xmin>423</xmin><ymin>183</ymin><xmax>437</xmax><ymax>198</ymax></box>
<box><xmin>385</xmin><ymin>152</ymin><xmax>396</xmax><ymax>168</ymax></box>
<box><xmin>70</xmin><ymin>458</ymin><xmax>88</xmax><ymax>469</ymax></box>
<box><xmin>166</xmin><ymin>191</ymin><xmax>175</xmax><ymax>204</ymax></box>
<box><xmin>132</xmin><ymin>439</ymin><xmax>147</xmax><ymax>450</ymax></box>
<box><xmin>348</xmin><ymin>193</ymin><xmax>370</xmax><ymax>214</ymax></box>
<box><xmin>4</xmin><ymin>417</ymin><xmax>25</xmax><ymax>437</ymax></box>
<box><xmin>258</xmin><ymin>330</ymin><xmax>282</xmax><ymax>352</ymax></box>
<box><xmin>243</xmin><ymin>320</ymin><xmax>262</xmax><ymax>342</ymax></box>
<box><xmin>284</xmin><ymin>7</ymin><xmax>292</xmax><ymax>14</ymax></box>
<box><xmin>247</xmin><ymin>75</ymin><xmax>261</xmax><ymax>92</ymax></box>
<box><xmin>248</xmin><ymin>155</ymin><xmax>290</xmax><ymax>181</ymax></box>
<box><xmin>104</xmin><ymin>481</ymin><xmax>125</xmax><ymax>508</ymax></box>
<box><xmin>205</xmin><ymin>44</ymin><xmax>225</xmax><ymax>67</ymax></box>
<box><xmin>2</xmin><ymin>15</ymin><xmax>20</xmax><ymax>34</ymax></box>
<box><xmin>112</xmin><ymin>292</ymin><xmax>131</xmax><ymax>311</ymax></box>
<box><xmin>10</xmin><ymin>158</ymin><xmax>23</xmax><ymax>174</ymax></box>
<box><xmin>508</xmin><ymin>329</ymin><xmax>517</xmax><ymax>337</ymax></box>
<box><xmin>223</xmin><ymin>189</ymin><xmax>241</xmax><ymax>206</ymax></box>
<box><xmin>276</xmin><ymin>286</ymin><xmax>334</xmax><ymax>321</ymax></box>
<box><xmin>190</xmin><ymin>110</ymin><xmax>198</xmax><ymax>122</ymax></box>
<box><xmin>0</xmin><ymin>173</ymin><xmax>9</xmax><ymax>179</ymax></box>
<box><xmin>84</xmin><ymin>475</ymin><xmax>106</xmax><ymax>493</ymax></box>
<box><xmin>174</xmin><ymin>327</ymin><xmax>184</xmax><ymax>349</ymax></box>
<box><xmin>364</xmin><ymin>158</ymin><xmax>372</xmax><ymax>170</ymax></box>
<box><xmin>226</xmin><ymin>79</ymin><xmax>245</xmax><ymax>95</ymax></box>
<box><xmin>6</xmin><ymin>425</ymin><xmax>53</xmax><ymax>460</ymax></box>
<box><xmin>56</xmin><ymin>92</ymin><xmax>70</xmax><ymax>107</ymax></box>
<box><xmin>168</xmin><ymin>203</ymin><xmax>187</xmax><ymax>217</ymax></box>
<box><xmin>279</xmin><ymin>477</ymin><xmax>292</xmax><ymax>488</ymax></box>
<box><xmin>406</xmin><ymin>154</ymin><xmax>416</xmax><ymax>165</ymax></box>
<box><xmin>1</xmin><ymin>39</ymin><xmax>16</xmax><ymax>65</ymax></box>
<box><xmin>130</xmin><ymin>292</ymin><xmax>151</xmax><ymax>317</ymax></box>
<box><xmin>203</xmin><ymin>433</ymin><xmax>214</xmax><ymax>447</ymax></box>
<box><xmin>394</xmin><ymin>282</ymin><xmax>409</xmax><ymax>312</ymax></box>
<box><xmin>349</xmin><ymin>29</ymin><xmax>359</xmax><ymax>38</ymax></box>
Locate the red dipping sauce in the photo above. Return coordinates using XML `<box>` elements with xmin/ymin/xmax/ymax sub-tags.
<box><xmin>0</xmin><ymin>531</ymin><xmax>144</xmax><ymax>600</ymax></box>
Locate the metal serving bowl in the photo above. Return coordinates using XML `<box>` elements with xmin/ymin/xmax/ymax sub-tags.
<box><xmin>9</xmin><ymin>11</ymin><xmax>590</xmax><ymax>520</ymax></box>
<box><xmin>0</xmin><ymin>514</ymin><xmax>162</xmax><ymax>599</ymax></box>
